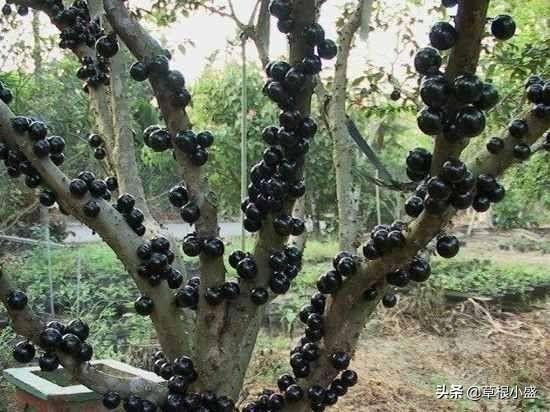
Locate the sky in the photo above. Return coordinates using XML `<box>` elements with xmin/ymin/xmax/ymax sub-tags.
<box><xmin>131</xmin><ymin>0</ymin><xmax>447</xmax><ymax>82</ymax></box>
<box><xmin>0</xmin><ymin>0</ymin><xmax>449</xmax><ymax>83</ymax></box>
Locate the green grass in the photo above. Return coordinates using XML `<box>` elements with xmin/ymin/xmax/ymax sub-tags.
<box><xmin>430</xmin><ymin>258</ymin><xmax>550</xmax><ymax>295</ymax></box>
<box><xmin>3</xmin><ymin>237</ymin><xmax>549</xmax><ymax>358</ymax></box>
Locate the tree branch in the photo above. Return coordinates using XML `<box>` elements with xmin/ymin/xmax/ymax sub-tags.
<box><xmin>103</xmin><ymin>0</ymin><xmax>225</xmax><ymax>375</ymax></box>
<box><xmin>330</xmin><ymin>0</ymin><xmax>372</xmax><ymax>250</ymax></box>
<box><xmin>0</xmin><ymin>100</ymin><xmax>190</xmax><ymax>359</ymax></box>
<box><xmin>285</xmin><ymin>107</ymin><xmax>550</xmax><ymax>411</ymax></box>
<box><xmin>0</xmin><ymin>266</ymin><xmax>168</xmax><ymax>403</ymax></box>
<box><xmin>430</xmin><ymin>0</ymin><xmax>490</xmax><ymax>173</ymax></box>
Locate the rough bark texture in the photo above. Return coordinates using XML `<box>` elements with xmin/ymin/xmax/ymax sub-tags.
<box><xmin>289</xmin><ymin>195</ymin><xmax>307</xmax><ymax>250</ymax></box>
<box><xmin>330</xmin><ymin>0</ymin><xmax>372</xmax><ymax>252</ymax></box>
<box><xmin>0</xmin><ymin>267</ymin><xmax>169</xmax><ymax>403</ymax></box>
<box><xmin>200</xmin><ymin>0</ymin><xmax>318</xmax><ymax>398</ymax></box>
<box><xmin>253</xmin><ymin>0</ymin><xmax>271</xmax><ymax>67</ymax></box>
<box><xmin>104</xmin><ymin>0</ymin><xmax>225</xmax><ymax>380</ymax></box>
<box><xmin>430</xmin><ymin>0</ymin><xmax>490</xmax><ymax>173</ymax></box>
<box><xmin>0</xmin><ymin>100</ymin><xmax>191</xmax><ymax>360</ymax></box>
<box><xmin>109</xmin><ymin>47</ymin><xmax>158</xmax><ymax>229</ymax></box>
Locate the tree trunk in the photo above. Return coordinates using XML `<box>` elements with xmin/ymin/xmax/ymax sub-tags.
<box><xmin>330</xmin><ymin>1</ymin><xmax>371</xmax><ymax>251</ymax></box>
<box><xmin>289</xmin><ymin>195</ymin><xmax>307</xmax><ymax>250</ymax></box>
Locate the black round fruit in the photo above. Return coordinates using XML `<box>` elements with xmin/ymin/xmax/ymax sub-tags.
<box><xmin>203</xmin><ymin>238</ymin><xmax>225</xmax><ymax>258</ymax></box>
<box><xmin>39</xmin><ymin>327</ymin><xmax>62</xmax><ymax>350</ymax></box>
<box><xmin>417</xmin><ymin>106</ymin><xmax>443</xmax><ymax>135</ymax></box>
<box><xmin>39</xmin><ymin>352</ymin><xmax>60</xmax><ymax>372</ymax></box>
<box><xmin>180</xmin><ymin>202</ymin><xmax>200</xmax><ymax>224</ymax></box>
<box><xmin>405</xmin><ymin>195</ymin><xmax>424</xmax><ymax>217</ymax></box>
<box><xmin>414</xmin><ymin>47</ymin><xmax>442</xmax><ymax>75</ymax></box>
<box><xmin>103</xmin><ymin>391</ymin><xmax>121</xmax><ymax>409</ymax></box>
<box><xmin>237</xmin><ymin>257</ymin><xmax>258</xmax><ymax>280</ymax></box>
<box><xmin>250</xmin><ymin>287</ymin><xmax>269</xmax><ymax>305</ymax></box>
<box><xmin>7</xmin><ymin>289</ymin><xmax>28</xmax><ymax>310</ymax></box>
<box><xmin>13</xmin><ymin>341</ymin><xmax>35</xmax><ymax>363</ymax></box>
<box><xmin>420</xmin><ymin>75</ymin><xmax>451</xmax><ymax>108</ymax></box>
<box><xmin>96</xmin><ymin>34</ymin><xmax>119</xmax><ymax>58</ymax></box>
<box><xmin>340</xmin><ymin>369</ymin><xmax>358</xmax><ymax>387</ymax></box>
<box><xmin>130</xmin><ymin>61</ymin><xmax>149</xmax><ymax>82</ymax></box>
<box><xmin>221</xmin><ymin>281</ymin><xmax>240</xmax><ymax>300</ymax></box>
<box><xmin>61</xmin><ymin>333</ymin><xmax>82</xmax><ymax>355</ymax></box>
<box><xmin>317</xmin><ymin>39</ymin><xmax>337</xmax><ymax>60</ymax></box>
<box><xmin>134</xmin><ymin>296</ymin><xmax>154</xmax><ymax>315</ymax></box>
<box><xmin>491</xmin><ymin>15</ymin><xmax>516</xmax><ymax>41</ymax></box>
<box><xmin>512</xmin><ymin>143</ymin><xmax>531</xmax><ymax>160</ymax></box>
<box><xmin>329</xmin><ymin>351</ymin><xmax>351</xmax><ymax>370</ymax></box>
<box><xmin>486</xmin><ymin>137</ymin><xmax>504</xmax><ymax>154</ymax></box>
<box><xmin>455</xmin><ymin>106</ymin><xmax>486</xmax><ymax>137</ymax></box>
<box><xmin>83</xmin><ymin>200</ymin><xmax>100</xmax><ymax>218</ymax></box>
<box><xmin>508</xmin><ymin>119</ymin><xmax>528</xmax><ymax>139</ymax></box>
<box><xmin>381</xmin><ymin>292</ymin><xmax>397</xmax><ymax>308</ymax></box>
<box><xmin>436</xmin><ymin>235</ymin><xmax>459</xmax><ymax>258</ymax></box>
<box><xmin>454</xmin><ymin>74</ymin><xmax>483</xmax><ymax>104</ymax></box>
<box><xmin>285</xmin><ymin>384</ymin><xmax>304</xmax><ymax>402</ymax></box>
<box><xmin>476</xmin><ymin>82</ymin><xmax>499</xmax><ymax>110</ymax></box>
<box><xmin>429</xmin><ymin>22</ymin><xmax>458</xmax><ymax>50</ymax></box>
<box><xmin>303</xmin><ymin>23</ymin><xmax>325</xmax><ymax>46</ymax></box>
<box><xmin>88</xmin><ymin>134</ymin><xmax>103</xmax><ymax>148</ymax></box>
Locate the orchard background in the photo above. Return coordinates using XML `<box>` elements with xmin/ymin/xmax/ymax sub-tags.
<box><xmin>0</xmin><ymin>0</ymin><xmax>548</xmax><ymax>411</ymax></box>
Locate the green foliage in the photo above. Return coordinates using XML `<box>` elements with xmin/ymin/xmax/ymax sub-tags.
<box><xmin>429</xmin><ymin>258</ymin><xmax>550</xmax><ymax>295</ymax></box>
<box><xmin>190</xmin><ymin>63</ymin><xmax>276</xmax><ymax>215</ymax></box>
<box><xmin>1</xmin><ymin>243</ymin><xmax>154</xmax><ymax>358</ymax></box>
<box><xmin>466</xmin><ymin>0</ymin><xmax>550</xmax><ymax>227</ymax></box>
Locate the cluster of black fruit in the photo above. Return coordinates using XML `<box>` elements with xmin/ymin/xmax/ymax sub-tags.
<box><xmin>135</xmin><ymin>235</ymin><xmax>183</xmax><ymax>289</ymax></box>
<box><xmin>440</xmin><ymin>1</ymin><xmax>517</xmax><ymax>41</ymax></box>
<box><xmin>486</xmin><ymin>74</ymin><xmax>550</xmax><ymax>161</ymax></box>
<box><xmin>87</xmin><ymin>132</ymin><xmax>107</xmax><ymax>160</ymax></box>
<box><xmin>173</xmin><ymin>129</ymin><xmax>214</xmax><ymax>166</ymax></box>
<box><xmin>130</xmin><ymin>54</ymin><xmax>191</xmax><ymax>110</ymax></box>
<box><xmin>175</xmin><ymin>276</ymin><xmax>201</xmax><ymax>309</ymax></box>
<box><xmin>0</xmin><ymin>144</ymin><xmax>45</xmax><ymax>187</ymax></box>
<box><xmin>77</xmin><ymin>54</ymin><xmax>111</xmax><ymax>92</ymax></box>
<box><xmin>526</xmin><ymin>75</ymin><xmax>550</xmax><ymax>120</ymax></box>
<box><xmin>362</xmin><ymin>220</ymin><xmax>407</xmax><ymax>261</ymax></box>
<box><xmin>404</xmin><ymin>154</ymin><xmax>505</xmax><ymax>217</ymax></box>
<box><xmin>104</xmin><ymin>353</ymin><xmax>235</xmax><ymax>411</ymax></box>
<box><xmin>111</xmin><ymin>193</ymin><xmax>146</xmax><ymax>235</ymax></box>
<box><xmin>240</xmin><ymin>4</ymin><xmax>336</xmax><ymax>235</ymax></box>
<box><xmin>0</xmin><ymin>80</ymin><xmax>13</xmax><ymax>104</ymax></box>
<box><xmin>143</xmin><ymin>125</ymin><xmax>172</xmax><ymax>153</ymax></box>
<box><xmin>251</xmin><ymin>252</ymin><xmax>359</xmax><ymax>408</ymax></box>
<box><xmin>1</xmin><ymin>2</ymin><xmax>28</xmax><ymax>17</ymax></box>
<box><xmin>10</xmin><ymin>115</ymin><xmax>66</xmax><ymax>166</ymax></box>
<box><xmin>415</xmin><ymin>11</ymin><xmax>517</xmax><ymax>140</ymax></box>
<box><xmin>103</xmin><ymin>351</ymin><xmax>236</xmax><ymax>411</ymax></box>
<box><xmin>11</xmin><ymin>300</ymin><xmax>93</xmax><ymax>369</ymax></box>
<box><xmin>244</xmin><ymin>368</ymin><xmax>358</xmax><ymax>411</ymax></box>
<box><xmin>69</xmin><ymin>171</ymin><xmax>118</xmax><ymax>218</ymax></box>
<box><xmin>1</xmin><ymin>117</ymin><xmax>65</xmax><ymax>190</ymax></box>
<box><xmin>269</xmin><ymin>0</ymin><xmax>338</xmax><ymax>62</ymax></box>
<box><xmin>167</xmin><ymin>184</ymin><xmax>201</xmax><ymax>225</ymax></box>
<box><xmin>241</xmin><ymin>111</ymin><xmax>312</xmax><ymax>233</ymax></box>
<box><xmin>34</xmin><ymin>0</ymin><xmax>103</xmax><ymax>51</ymax></box>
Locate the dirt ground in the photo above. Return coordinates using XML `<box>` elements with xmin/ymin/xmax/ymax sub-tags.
<box><xmin>245</xmin><ymin>299</ymin><xmax>550</xmax><ymax>412</ymax></box>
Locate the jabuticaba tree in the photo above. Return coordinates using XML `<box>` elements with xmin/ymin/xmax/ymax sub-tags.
<box><xmin>0</xmin><ymin>0</ymin><xmax>548</xmax><ymax>411</ymax></box>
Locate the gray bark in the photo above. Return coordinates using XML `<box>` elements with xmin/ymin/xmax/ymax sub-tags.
<box><xmin>330</xmin><ymin>0</ymin><xmax>372</xmax><ymax>252</ymax></box>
